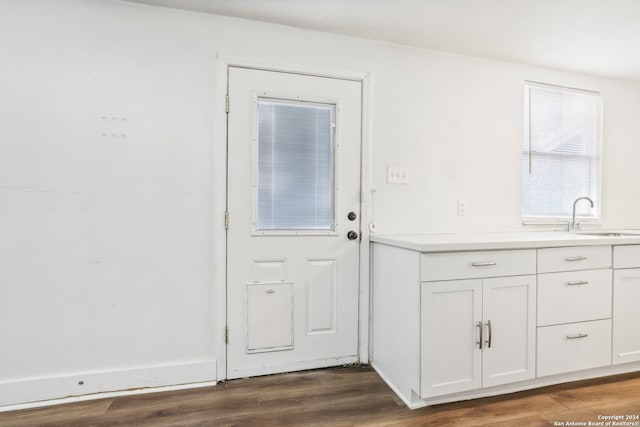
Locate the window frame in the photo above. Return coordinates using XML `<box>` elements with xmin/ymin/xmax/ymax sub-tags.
<box><xmin>521</xmin><ymin>81</ymin><xmax>603</xmax><ymax>223</ymax></box>
<box><xmin>250</xmin><ymin>92</ymin><xmax>341</xmax><ymax>236</ymax></box>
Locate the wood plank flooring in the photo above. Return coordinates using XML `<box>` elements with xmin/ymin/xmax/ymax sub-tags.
<box><xmin>2</xmin><ymin>365</ymin><xmax>640</xmax><ymax>426</ymax></box>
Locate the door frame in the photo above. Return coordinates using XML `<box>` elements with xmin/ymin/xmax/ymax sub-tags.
<box><xmin>213</xmin><ymin>54</ymin><xmax>372</xmax><ymax>380</ymax></box>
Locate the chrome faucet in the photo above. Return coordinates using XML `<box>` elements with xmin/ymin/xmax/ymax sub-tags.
<box><xmin>567</xmin><ymin>197</ymin><xmax>594</xmax><ymax>231</ymax></box>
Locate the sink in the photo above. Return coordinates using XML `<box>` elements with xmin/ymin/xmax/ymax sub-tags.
<box><xmin>579</xmin><ymin>232</ymin><xmax>629</xmax><ymax>236</ymax></box>
<box><xmin>574</xmin><ymin>231</ymin><xmax>638</xmax><ymax>237</ymax></box>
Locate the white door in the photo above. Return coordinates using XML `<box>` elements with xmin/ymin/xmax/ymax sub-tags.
<box><xmin>481</xmin><ymin>275</ymin><xmax>536</xmax><ymax>387</ymax></box>
<box><xmin>421</xmin><ymin>279</ymin><xmax>483</xmax><ymax>398</ymax></box>
<box><xmin>613</xmin><ymin>269</ymin><xmax>640</xmax><ymax>364</ymax></box>
<box><xmin>226</xmin><ymin>67</ymin><xmax>362</xmax><ymax>379</ymax></box>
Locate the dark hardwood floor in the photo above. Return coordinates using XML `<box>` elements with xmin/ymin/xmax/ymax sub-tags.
<box><xmin>2</xmin><ymin>365</ymin><xmax>640</xmax><ymax>426</ymax></box>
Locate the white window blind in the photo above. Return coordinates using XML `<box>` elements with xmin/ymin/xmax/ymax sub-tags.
<box><xmin>256</xmin><ymin>98</ymin><xmax>335</xmax><ymax>231</ymax></box>
<box><xmin>522</xmin><ymin>83</ymin><xmax>601</xmax><ymax>218</ymax></box>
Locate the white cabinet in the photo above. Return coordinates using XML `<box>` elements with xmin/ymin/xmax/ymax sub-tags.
<box><xmin>482</xmin><ymin>276</ymin><xmax>537</xmax><ymax>387</ymax></box>
<box><xmin>613</xmin><ymin>245</ymin><xmax>640</xmax><ymax>269</ymax></box>
<box><xmin>537</xmin><ymin>245</ymin><xmax>611</xmax><ymax>273</ymax></box>
<box><xmin>421</xmin><ymin>250</ymin><xmax>536</xmax><ymax>281</ymax></box>
<box><xmin>536</xmin><ymin>245</ymin><xmax>612</xmax><ymax>377</ymax></box>
<box><xmin>537</xmin><ymin>319</ymin><xmax>612</xmax><ymax>376</ymax></box>
<box><xmin>613</xmin><ymin>267</ymin><xmax>640</xmax><ymax>364</ymax></box>
<box><xmin>420</xmin><ymin>253</ymin><xmax>536</xmax><ymax>399</ymax></box>
<box><xmin>372</xmin><ymin>240</ymin><xmax>640</xmax><ymax>409</ymax></box>
<box><xmin>421</xmin><ymin>280</ymin><xmax>482</xmax><ymax>397</ymax></box>
<box><xmin>537</xmin><ymin>269</ymin><xmax>612</xmax><ymax>326</ymax></box>
<box><xmin>612</xmin><ymin>245</ymin><xmax>640</xmax><ymax>364</ymax></box>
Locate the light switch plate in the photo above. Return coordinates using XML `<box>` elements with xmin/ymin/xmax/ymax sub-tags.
<box><xmin>387</xmin><ymin>166</ymin><xmax>409</xmax><ymax>184</ymax></box>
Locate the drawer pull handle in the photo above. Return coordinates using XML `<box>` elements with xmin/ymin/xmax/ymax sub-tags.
<box><xmin>486</xmin><ymin>320</ymin><xmax>492</xmax><ymax>348</ymax></box>
<box><xmin>477</xmin><ymin>321</ymin><xmax>483</xmax><ymax>350</ymax></box>
<box><xmin>472</xmin><ymin>261</ymin><xmax>497</xmax><ymax>267</ymax></box>
<box><xmin>566</xmin><ymin>333</ymin><xmax>589</xmax><ymax>339</ymax></box>
<box><xmin>266</xmin><ymin>289</ymin><xmax>275</xmax><ymax>294</ymax></box>
<box><xmin>567</xmin><ymin>280</ymin><xmax>589</xmax><ymax>286</ymax></box>
<box><xmin>565</xmin><ymin>256</ymin><xmax>588</xmax><ymax>262</ymax></box>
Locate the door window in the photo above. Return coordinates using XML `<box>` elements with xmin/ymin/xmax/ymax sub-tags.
<box><xmin>255</xmin><ymin>98</ymin><xmax>335</xmax><ymax>232</ymax></box>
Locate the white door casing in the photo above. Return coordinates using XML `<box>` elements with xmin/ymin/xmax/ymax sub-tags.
<box><xmin>226</xmin><ymin>67</ymin><xmax>362</xmax><ymax>379</ymax></box>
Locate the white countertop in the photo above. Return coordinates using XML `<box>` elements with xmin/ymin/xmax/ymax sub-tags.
<box><xmin>370</xmin><ymin>230</ymin><xmax>640</xmax><ymax>252</ymax></box>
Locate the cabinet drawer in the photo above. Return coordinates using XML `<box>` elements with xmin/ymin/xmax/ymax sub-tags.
<box><xmin>537</xmin><ymin>269</ymin><xmax>612</xmax><ymax>326</ymax></box>
<box><xmin>613</xmin><ymin>245</ymin><xmax>640</xmax><ymax>269</ymax></box>
<box><xmin>537</xmin><ymin>319</ymin><xmax>612</xmax><ymax>377</ymax></box>
<box><xmin>537</xmin><ymin>246</ymin><xmax>611</xmax><ymax>274</ymax></box>
<box><xmin>421</xmin><ymin>250</ymin><xmax>536</xmax><ymax>282</ymax></box>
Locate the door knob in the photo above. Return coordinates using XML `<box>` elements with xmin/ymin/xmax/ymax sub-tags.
<box><xmin>347</xmin><ymin>231</ymin><xmax>359</xmax><ymax>240</ymax></box>
<box><xmin>347</xmin><ymin>211</ymin><xmax>357</xmax><ymax>221</ymax></box>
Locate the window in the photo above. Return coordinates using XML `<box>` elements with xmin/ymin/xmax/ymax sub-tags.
<box><xmin>255</xmin><ymin>98</ymin><xmax>335</xmax><ymax>231</ymax></box>
<box><xmin>522</xmin><ymin>82</ymin><xmax>601</xmax><ymax>219</ymax></box>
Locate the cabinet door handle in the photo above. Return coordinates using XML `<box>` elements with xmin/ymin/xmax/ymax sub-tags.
<box><xmin>486</xmin><ymin>320</ymin><xmax>492</xmax><ymax>348</ymax></box>
<box><xmin>566</xmin><ymin>333</ymin><xmax>589</xmax><ymax>339</ymax></box>
<box><xmin>476</xmin><ymin>321</ymin><xmax>483</xmax><ymax>350</ymax></box>
<box><xmin>565</xmin><ymin>256</ymin><xmax>588</xmax><ymax>262</ymax></box>
<box><xmin>567</xmin><ymin>280</ymin><xmax>589</xmax><ymax>286</ymax></box>
<box><xmin>471</xmin><ymin>261</ymin><xmax>497</xmax><ymax>267</ymax></box>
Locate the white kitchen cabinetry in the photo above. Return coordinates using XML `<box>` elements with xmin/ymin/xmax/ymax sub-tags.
<box><xmin>420</xmin><ymin>275</ymin><xmax>536</xmax><ymax>398</ymax></box>
<box><xmin>536</xmin><ymin>246</ymin><xmax>612</xmax><ymax>377</ymax></box>
<box><xmin>373</xmin><ymin>236</ymin><xmax>640</xmax><ymax>409</ymax></box>
<box><xmin>613</xmin><ymin>245</ymin><xmax>640</xmax><ymax>364</ymax></box>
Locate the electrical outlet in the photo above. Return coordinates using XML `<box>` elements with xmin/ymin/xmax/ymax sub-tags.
<box><xmin>387</xmin><ymin>166</ymin><xmax>409</xmax><ymax>184</ymax></box>
<box><xmin>458</xmin><ymin>200</ymin><xmax>466</xmax><ymax>216</ymax></box>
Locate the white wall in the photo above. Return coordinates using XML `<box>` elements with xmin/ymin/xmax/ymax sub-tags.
<box><xmin>0</xmin><ymin>0</ymin><xmax>220</xmax><ymax>406</ymax></box>
<box><xmin>3</xmin><ymin>0</ymin><xmax>640</xmax><ymax>407</ymax></box>
<box><xmin>368</xmin><ymin>53</ymin><xmax>640</xmax><ymax>233</ymax></box>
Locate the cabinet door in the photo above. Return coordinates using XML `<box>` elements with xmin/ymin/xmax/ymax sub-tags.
<box><xmin>482</xmin><ymin>275</ymin><xmax>536</xmax><ymax>387</ymax></box>
<box><xmin>613</xmin><ymin>269</ymin><xmax>640</xmax><ymax>364</ymax></box>
<box><xmin>420</xmin><ymin>280</ymin><xmax>482</xmax><ymax>398</ymax></box>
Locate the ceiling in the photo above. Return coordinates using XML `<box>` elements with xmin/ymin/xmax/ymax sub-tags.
<box><xmin>126</xmin><ymin>0</ymin><xmax>640</xmax><ymax>82</ymax></box>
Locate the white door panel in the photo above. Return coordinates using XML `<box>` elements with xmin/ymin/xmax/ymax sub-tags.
<box><xmin>421</xmin><ymin>279</ymin><xmax>483</xmax><ymax>398</ymax></box>
<box><xmin>613</xmin><ymin>269</ymin><xmax>640</xmax><ymax>364</ymax></box>
<box><xmin>226</xmin><ymin>67</ymin><xmax>362</xmax><ymax>379</ymax></box>
<box><xmin>246</xmin><ymin>282</ymin><xmax>293</xmax><ymax>352</ymax></box>
<box><xmin>482</xmin><ymin>275</ymin><xmax>536</xmax><ymax>387</ymax></box>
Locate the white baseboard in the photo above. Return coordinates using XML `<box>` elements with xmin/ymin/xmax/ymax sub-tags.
<box><xmin>372</xmin><ymin>359</ymin><xmax>640</xmax><ymax>409</ymax></box>
<box><xmin>0</xmin><ymin>358</ymin><xmax>217</xmax><ymax>410</ymax></box>
<box><xmin>370</xmin><ymin>362</ymin><xmax>414</xmax><ymax>408</ymax></box>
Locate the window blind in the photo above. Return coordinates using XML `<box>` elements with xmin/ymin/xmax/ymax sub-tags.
<box><xmin>522</xmin><ymin>83</ymin><xmax>601</xmax><ymax>218</ymax></box>
<box><xmin>256</xmin><ymin>98</ymin><xmax>335</xmax><ymax>231</ymax></box>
